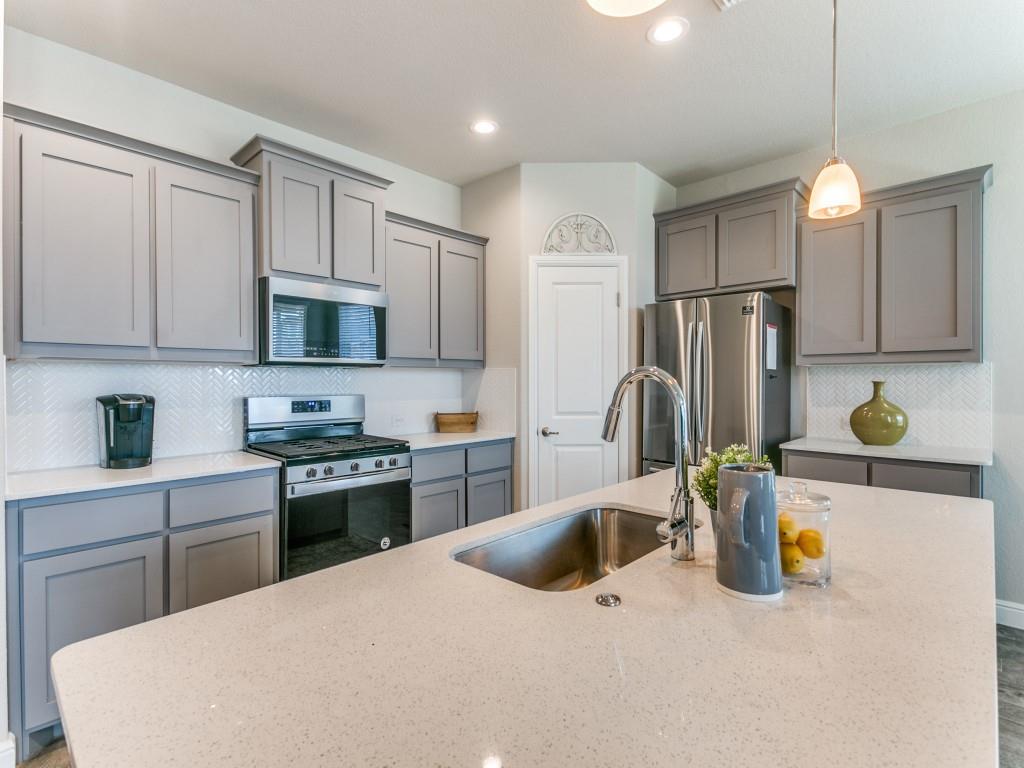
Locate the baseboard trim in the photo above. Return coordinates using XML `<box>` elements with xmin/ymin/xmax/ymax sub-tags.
<box><xmin>997</xmin><ymin>599</ymin><xmax>1024</xmax><ymax>630</ymax></box>
<box><xmin>0</xmin><ymin>732</ymin><xmax>16</xmax><ymax>768</ymax></box>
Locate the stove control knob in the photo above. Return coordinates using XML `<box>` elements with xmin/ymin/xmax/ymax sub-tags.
<box><xmin>323</xmin><ymin>465</ymin><xmax>335</xmax><ymax>477</ymax></box>
<box><xmin>389</xmin><ymin>457</ymin><xmax>399</xmax><ymax>467</ymax></box>
<box><xmin>305</xmin><ymin>467</ymin><xmax>317</xmax><ymax>479</ymax></box>
<box><xmin>350</xmin><ymin>462</ymin><xmax>360</xmax><ymax>472</ymax></box>
<box><xmin>374</xmin><ymin>458</ymin><xmax>385</xmax><ymax>469</ymax></box>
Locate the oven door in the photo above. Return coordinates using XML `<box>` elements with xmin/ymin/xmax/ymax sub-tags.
<box><xmin>261</xmin><ymin>276</ymin><xmax>388</xmax><ymax>365</ymax></box>
<box><xmin>282</xmin><ymin>468</ymin><xmax>410</xmax><ymax>579</ymax></box>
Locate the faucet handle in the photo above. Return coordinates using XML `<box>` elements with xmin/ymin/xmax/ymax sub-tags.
<box><xmin>656</xmin><ymin>518</ymin><xmax>688</xmax><ymax>543</ymax></box>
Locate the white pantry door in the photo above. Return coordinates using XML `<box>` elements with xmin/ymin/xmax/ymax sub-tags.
<box><xmin>536</xmin><ymin>264</ymin><xmax>622</xmax><ymax>504</ymax></box>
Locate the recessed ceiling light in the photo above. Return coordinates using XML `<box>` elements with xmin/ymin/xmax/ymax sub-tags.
<box><xmin>469</xmin><ymin>119</ymin><xmax>499</xmax><ymax>135</ymax></box>
<box><xmin>586</xmin><ymin>0</ymin><xmax>667</xmax><ymax>18</ymax></box>
<box><xmin>647</xmin><ymin>16</ymin><xmax>690</xmax><ymax>44</ymax></box>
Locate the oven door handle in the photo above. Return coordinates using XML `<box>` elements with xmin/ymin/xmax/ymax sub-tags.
<box><xmin>287</xmin><ymin>467</ymin><xmax>411</xmax><ymax>498</ymax></box>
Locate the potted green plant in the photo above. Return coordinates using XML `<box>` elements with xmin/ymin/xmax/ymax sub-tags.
<box><xmin>691</xmin><ymin>444</ymin><xmax>772</xmax><ymax>531</ymax></box>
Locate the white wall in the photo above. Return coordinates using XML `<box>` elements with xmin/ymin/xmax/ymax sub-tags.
<box><xmin>676</xmin><ymin>89</ymin><xmax>1024</xmax><ymax>605</ymax></box>
<box><xmin>4</xmin><ymin>27</ymin><xmax>461</xmax><ymax>227</ymax></box>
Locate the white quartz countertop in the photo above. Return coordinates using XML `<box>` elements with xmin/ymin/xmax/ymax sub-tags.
<box><xmin>397</xmin><ymin>430</ymin><xmax>515</xmax><ymax>451</ymax></box>
<box><xmin>52</xmin><ymin>471</ymin><xmax>996</xmax><ymax>768</ymax></box>
<box><xmin>5</xmin><ymin>451</ymin><xmax>281</xmax><ymax>501</ymax></box>
<box><xmin>781</xmin><ymin>436</ymin><xmax>994</xmax><ymax>467</ymax></box>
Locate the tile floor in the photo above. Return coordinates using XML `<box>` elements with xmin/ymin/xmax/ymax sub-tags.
<box><xmin>16</xmin><ymin>625</ymin><xmax>1024</xmax><ymax>767</ymax></box>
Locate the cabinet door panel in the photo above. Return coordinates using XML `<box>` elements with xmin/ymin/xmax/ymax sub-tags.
<box><xmin>870</xmin><ymin>462</ymin><xmax>974</xmax><ymax>498</ymax></box>
<box><xmin>439</xmin><ymin>237</ymin><xmax>484</xmax><ymax>361</ymax></box>
<box><xmin>155</xmin><ymin>164</ymin><xmax>255</xmax><ymax>351</ymax></box>
<box><xmin>799</xmin><ymin>210</ymin><xmax>878</xmax><ymax>356</ymax></box>
<box><xmin>783</xmin><ymin>454</ymin><xmax>868</xmax><ymax>485</ymax></box>
<box><xmin>411</xmin><ymin>478</ymin><xmax>464</xmax><ymax>541</ymax></box>
<box><xmin>333</xmin><ymin>177</ymin><xmax>385</xmax><ymax>287</ymax></box>
<box><xmin>20</xmin><ymin>125</ymin><xmax>151</xmax><ymax>346</ymax></box>
<box><xmin>466</xmin><ymin>469</ymin><xmax>511</xmax><ymax>527</ymax></box>
<box><xmin>657</xmin><ymin>214</ymin><xmax>716</xmax><ymax>297</ymax></box>
<box><xmin>267</xmin><ymin>157</ymin><xmax>331</xmax><ymax>277</ymax></box>
<box><xmin>23</xmin><ymin>537</ymin><xmax>163</xmax><ymax>728</ymax></box>
<box><xmin>386</xmin><ymin>223</ymin><xmax>439</xmax><ymax>359</ymax></box>
<box><xmin>169</xmin><ymin>515</ymin><xmax>274</xmax><ymax>613</ymax></box>
<box><xmin>718</xmin><ymin>194</ymin><xmax>790</xmax><ymax>287</ymax></box>
<box><xmin>880</xmin><ymin>189</ymin><xmax>975</xmax><ymax>352</ymax></box>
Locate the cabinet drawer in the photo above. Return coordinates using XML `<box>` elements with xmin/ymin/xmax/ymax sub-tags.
<box><xmin>169</xmin><ymin>474</ymin><xmax>276</xmax><ymax>528</ymax></box>
<box><xmin>411</xmin><ymin>449</ymin><xmax>466</xmax><ymax>484</ymax></box>
<box><xmin>467</xmin><ymin>442</ymin><xmax>512</xmax><ymax>474</ymax></box>
<box><xmin>784</xmin><ymin>453</ymin><xmax>868</xmax><ymax>486</ymax></box>
<box><xmin>870</xmin><ymin>462</ymin><xmax>975</xmax><ymax>498</ymax></box>
<box><xmin>23</xmin><ymin>491</ymin><xmax>164</xmax><ymax>555</ymax></box>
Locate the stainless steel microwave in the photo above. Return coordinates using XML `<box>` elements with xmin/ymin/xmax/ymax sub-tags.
<box><xmin>259</xmin><ymin>276</ymin><xmax>388</xmax><ymax>366</ymax></box>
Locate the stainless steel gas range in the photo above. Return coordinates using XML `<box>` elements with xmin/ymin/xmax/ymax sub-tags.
<box><xmin>244</xmin><ymin>395</ymin><xmax>411</xmax><ymax>580</ymax></box>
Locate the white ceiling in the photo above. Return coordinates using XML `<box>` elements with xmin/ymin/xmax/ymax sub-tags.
<box><xmin>7</xmin><ymin>0</ymin><xmax>1024</xmax><ymax>186</ymax></box>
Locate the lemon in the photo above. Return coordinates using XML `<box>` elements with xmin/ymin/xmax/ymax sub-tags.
<box><xmin>797</xmin><ymin>528</ymin><xmax>826</xmax><ymax>559</ymax></box>
<box><xmin>780</xmin><ymin>543</ymin><xmax>804</xmax><ymax>574</ymax></box>
<box><xmin>778</xmin><ymin>514</ymin><xmax>800</xmax><ymax>544</ymax></box>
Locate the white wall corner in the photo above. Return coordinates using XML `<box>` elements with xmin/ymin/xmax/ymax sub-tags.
<box><xmin>0</xmin><ymin>733</ymin><xmax>15</xmax><ymax>768</ymax></box>
<box><xmin>997</xmin><ymin>599</ymin><xmax>1024</xmax><ymax>630</ymax></box>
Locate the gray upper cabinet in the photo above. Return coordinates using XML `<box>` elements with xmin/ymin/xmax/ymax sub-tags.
<box><xmin>4</xmin><ymin>106</ymin><xmax>260</xmax><ymax>363</ymax></box>
<box><xmin>799</xmin><ymin>209</ymin><xmax>878</xmax><ymax>357</ymax></box>
<box><xmin>231</xmin><ymin>136</ymin><xmax>392</xmax><ymax>287</ymax></box>
<box><xmin>387</xmin><ymin>221</ymin><xmax>439</xmax><ymax>360</ymax></box>
<box><xmin>155</xmin><ymin>164</ymin><xmax>256</xmax><ymax>352</ymax></box>
<box><xmin>333</xmin><ymin>176</ymin><xmax>386</xmax><ymax>287</ymax></box>
<box><xmin>18</xmin><ymin>123</ymin><xmax>152</xmax><ymax>347</ymax></box>
<box><xmin>267</xmin><ymin>157</ymin><xmax>331</xmax><ymax>277</ymax></box>
<box><xmin>657</xmin><ymin>213</ymin><xmax>716</xmax><ymax>298</ymax></box>
<box><xmin>439</xmin><ymin>236</ymin><xmax>485</xmax><ymax>361</ymax></box>
<box><xmin>22</xmin><ymin>536</ymin><xmax>163</xmax><ymax>728</ymax></box>
<box><xmin>655</xmin><ymin>179</ymin><xmax>807</xmax><ymax>299</ymax></box>
<box><xmin>718</xmin><ymin>193</ymin><xmax>792</xmax><ymax>288</ymax></box>
<box><xmin>385</xmin><ymin>213</ymin><xmax>488</xmax><ymax>368</ymax></box>
<box><xmin>880</xmin><ymin>189</ymin><xmax>977</xmax><ymax>354</ymax></box>
<box><xmin>796</xmin><ymin>166</ymin><xmax>990</xmax><ymax>365</ymax></box>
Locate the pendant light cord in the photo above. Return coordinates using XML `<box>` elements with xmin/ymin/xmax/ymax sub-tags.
<box><xmin>831</xmin><ymin>0</ymin><xmax>839</xmax><ymax>160</ymax></box>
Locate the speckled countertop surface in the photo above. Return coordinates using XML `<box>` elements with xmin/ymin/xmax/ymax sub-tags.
<box><xmin>398</xmin><ymin>430</ymin><xmax>515</xmax><ymax>451</ymax></box>
<box><xmin>52</xmin><ymin>471</ymin><xmax>996</xmax><ymax>768</ymax></box>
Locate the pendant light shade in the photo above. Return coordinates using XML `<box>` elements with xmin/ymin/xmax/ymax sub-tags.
<box><xmin>809</xmin><ymin>158</ymin><xmax>862</xmax><ymax>219</ymax></box>
<box><xmin>808</xmin><ymin>0</ymin><xmax>861</xmax><ymax>219</ymax></box>
<box><xmin>586</xmin><ymin>0</ymin><xmax>667</xmax><ymax>17</ymax></box>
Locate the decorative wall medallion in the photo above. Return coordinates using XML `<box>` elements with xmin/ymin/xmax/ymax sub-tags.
<box><xmin>541</xmin><ymin>213</ymin><xmax>617</xmax><ymax>255</ymax></box>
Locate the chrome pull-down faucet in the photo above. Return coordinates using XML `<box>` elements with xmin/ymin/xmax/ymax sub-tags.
<box><xmin>601</xmin><ymin>365</ymin><xmax>696</xmax><ymax>562</ymax></box>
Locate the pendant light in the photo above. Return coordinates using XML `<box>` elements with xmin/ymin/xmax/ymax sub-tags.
<box><xmin>808</xmin><ymin>0</ymin><xmax>862</xmax><ymax>219</ymax></box>
<box><xmin>586</xmin><ymin>0</ymin><xmax>667</xmax><ymax>17</ymax></box>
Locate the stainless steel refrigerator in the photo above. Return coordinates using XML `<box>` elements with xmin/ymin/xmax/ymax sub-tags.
<box><xmin>642</xmin><ymin>292</ymin><xmax>791</xmax><ymax>474</ymax></box>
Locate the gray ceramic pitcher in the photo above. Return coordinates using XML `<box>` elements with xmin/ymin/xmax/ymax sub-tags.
<box><xmin>715</xmin><ymin>464</ymin><xmax>783</xmax><ymax>601</ymax></box>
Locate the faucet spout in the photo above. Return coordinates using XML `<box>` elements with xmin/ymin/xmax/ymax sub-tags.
<box><xmin>602</xmin><ymin>365</ymin><xmax>696</xmax><ymax>561</ymax></box>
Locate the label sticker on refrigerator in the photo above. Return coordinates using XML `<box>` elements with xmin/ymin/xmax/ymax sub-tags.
<box><xmin>741</xmin><ymin>305</ymin><xmax>755</xmax><ymax>316</ymax></box>
<box><xmin>766</xmin><ymin>323</ymin><xmax>778</xmax><ymax>370</ymax></box>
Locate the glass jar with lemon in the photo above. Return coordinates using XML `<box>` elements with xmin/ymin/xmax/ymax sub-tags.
<box><xmin>777</xmin><ymin>481</ymin><xmax>831</xmax><ymax>588</ymax></box>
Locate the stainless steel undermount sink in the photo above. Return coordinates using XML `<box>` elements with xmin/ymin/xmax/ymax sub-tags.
<box><xmin>452</xmin><ymin>507</ymin><xmax>665</xmax><ymax>591</ymax></box>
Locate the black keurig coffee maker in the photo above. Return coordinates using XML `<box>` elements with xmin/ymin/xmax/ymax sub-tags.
<box><xmin>96</xmin><ymin>394</ymin><xmax>155</xmax><ymax>468</ymax></box>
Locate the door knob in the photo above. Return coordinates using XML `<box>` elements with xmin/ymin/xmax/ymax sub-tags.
<box><xmin>541</xmin><ymin>427</ymin><xmax>560</xmax><ymax>437</ymax></box>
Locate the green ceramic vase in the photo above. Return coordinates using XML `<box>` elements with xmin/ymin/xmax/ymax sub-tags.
<box><xmin>849</xmin><ymin>380</ymin><xmax>908</xmax><ymax>446</ymax></box>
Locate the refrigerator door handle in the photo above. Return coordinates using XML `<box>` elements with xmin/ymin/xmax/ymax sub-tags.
<box><xmin>686</xmin><ymin>320</ymin><xmax>698</xmax><ymax>458</ymax></box>
<box><xmin>695</xmin><ymin>320</ymin><xmax>707</xmax><ymax>446</ymax></box>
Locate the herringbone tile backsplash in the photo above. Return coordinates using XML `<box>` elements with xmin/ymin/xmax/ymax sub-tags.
<box><xmin>805</xmin><ymin>363</ymin><xmax>992</xmax><ymax>449</ymax></box>
<box><xmin>6</xmin><ymin>361</ymin><xmax>464</xmax><ymax>471</ymax></box>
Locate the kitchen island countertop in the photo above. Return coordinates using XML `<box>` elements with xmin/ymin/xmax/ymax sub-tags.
<box><xmin>51</xmin><ymin>471</ymin><xmax>996</xmax><ymax>768</ymax></box>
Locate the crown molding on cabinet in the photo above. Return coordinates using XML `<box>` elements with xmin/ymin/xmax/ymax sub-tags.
<box><xmin>231</xmin><ymin>135</ymin><xmax>393</xmax><ymax>190</ymax></box>
<box><xmin>3</xmin><ymin>103</ymin><xmax>260</xmax><ymax>185</ymax></box>
<box><xmin>384</xmin><ymin>211</ymin><xmax>489</xmax><ymax>246</ymax></box>
<box><xmin>654</xmin><ymin>176</ymin><xmax>810</xmax><ymax>222</ymax></box>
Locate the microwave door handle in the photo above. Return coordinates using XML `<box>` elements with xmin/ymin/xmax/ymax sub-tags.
<box><xmin>287</xmin><ymin>467</ymin><xmax>411</xmax><ymax>498</ymax></box>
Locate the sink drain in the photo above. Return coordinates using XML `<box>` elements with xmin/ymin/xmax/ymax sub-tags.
<box><xmin>595</xmin><ymin>593</ymin><xmax>621</xmax><ymax>607</ymax></box>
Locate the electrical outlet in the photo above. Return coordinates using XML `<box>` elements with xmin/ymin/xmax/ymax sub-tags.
<box><xmin>390</xmin><ymin>414</ymin><xmax>407</xmax><ymax>431</ymax></box>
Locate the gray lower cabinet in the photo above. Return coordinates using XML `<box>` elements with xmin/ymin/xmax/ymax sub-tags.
<box><xmin>169</xmin><ymin>515</ymin><xmax>274</xmax><ymax>613</ymax></box>
<box><xmin>4</xmin><ymin>107</ymin><xmax>261</xmax><ymax>363</ymax></box>
<box><xmin>155</xmin><ymin>163</ymin><xmax>256</xmax><ymax>352</ymax></box>
<box><xmin>410</xmin><ymin>440</ymin><xmax>514</xmax><ymax>541</ymax></box>
<box><xmin>411</xmin><ymin>477</ymin><xmax>465</xmax><ymax>541</ymax></box>
<box><xmin>385</xmin><ymin>213</ymin><xmax>488</xmax><ymax>368</ymax></box>
<box><xmin>22</xmin><ymin>537</ymin><xmax>164</xmax><ymax>729</ymax></box>
<box><xmin>796</xmin><ymin>166</ymin><xmax>990</xmax><ymax>365</ymax></box>
<box><xmin>7</xmin><ymin>467</ymin><xmax>279</xmax><ymax>761</ymax></box>
<box><xmin>782</xmin><ymin>450</ymin><xmax>981</xmax><ymax>498</ymax></box>
<box><xmin>466</xmin><ymin>469</ymin><xmax>512</xmax><ymax>526</ymax></box>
